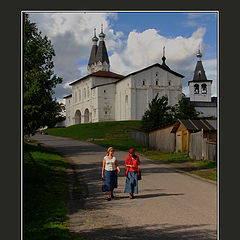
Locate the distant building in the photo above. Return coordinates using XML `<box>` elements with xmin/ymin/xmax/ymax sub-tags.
<box><xmin>64</xmin><ymin>27</ymin><xmax>184</xmax><ymax>126</ymax></box>
<box><xmin>188</xmin><ymin>49</ymin><xmax>217</xmax><ymax>118</ymax></box>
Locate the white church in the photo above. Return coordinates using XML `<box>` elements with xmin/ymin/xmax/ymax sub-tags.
<box><xmin>63</xmin><ymin>27</ymin><xmax>217</xmax><ymax>127</ymax></box>
<box><xmin>63</xmin><ymin>27</ymin><xmax>184</xmax><ymax>126</ymax></box>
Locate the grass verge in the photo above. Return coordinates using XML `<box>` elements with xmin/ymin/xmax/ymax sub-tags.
<box><xmin>24</xmin><ymin>141</ymin><xmax>82</xmax><ymax>240</ymax></box>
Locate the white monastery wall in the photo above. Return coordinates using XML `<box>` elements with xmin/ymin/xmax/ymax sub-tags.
<box><xmin>115</xmin><ymin>77</ymin><xmax>132</xmax><ymax>121</ymax></box>
<box><xmin>97</xmin><ymin>84</ymin><xmax>116</xmax><ymax>122</ymax></box>
<box><xmin>65</xmin><ymin>96</ymin><xmax>73</xmax><ymax>127</ymax></box>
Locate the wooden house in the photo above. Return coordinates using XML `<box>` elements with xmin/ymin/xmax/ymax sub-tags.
<box><xmin>171</xmin><ymin>119</ymin><xmax>216</xmax><ymax>153</ymax></box>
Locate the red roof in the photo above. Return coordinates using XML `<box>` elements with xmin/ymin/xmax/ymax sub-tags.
<box><xmin>70</xmin><ymin>71</ymin><xmax>125</xmax><ymax>85</ymax></box>
<box><xmin>91</xmin><ymin>71</ymin><xmax>125</xmax><ymax>78</ymax></box>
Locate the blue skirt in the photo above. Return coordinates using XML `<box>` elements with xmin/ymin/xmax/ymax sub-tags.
<box><xmin>124</xmin><ymin>171</ymin><xmax>138</xmax><ymax>194</ymax></box>
<box><xmin>103</xmin><ymin>170</ymin><xmax>118</xmax><ymax>192</ymax></box>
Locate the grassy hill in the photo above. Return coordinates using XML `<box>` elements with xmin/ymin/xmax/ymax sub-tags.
<box><xmin>43</xmin><ymin>120</ymin><xmax>147</xmax><ymax>152</ymax></box>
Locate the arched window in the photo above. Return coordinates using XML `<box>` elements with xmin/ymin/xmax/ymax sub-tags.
<box><xmin>194</xmin><ymin>84</ymin><xmax>199</xmax><ymax>94</ymax></box>
<box><xmin>84</xmin><ymin>109</ymin><xmax>89</xmax><ymax>123</ymax></box>
<box><xmin>83</xmin><ymin>88</ymin><xmax>86</xmax><ymax>99</ymax></box>
<box><xmin>125</xmin><ymin>95</ymin><xmax>128</xmax><ymax>104</ymax></box>
<box><xmin>75</xmin><ymin>110</ymin><xmax>81</xmax><ymax>124</ymax></box>
<box><xmin>201</xmin><ymin>84</ymin><xmax>207</xmax><ymax>94</ymax></box>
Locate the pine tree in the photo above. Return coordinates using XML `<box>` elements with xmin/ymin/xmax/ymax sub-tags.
<box><xmin>23</xmin><ymin>14</ymin><xmax>63</xmax><ymax>135</ymax></box>
<box><xmin>141</xmin><ymin>94</ymin><xmax>175</xmax><ymax>132</ymax></box>
<box><xmin>173</xmin><ymin>96</ymin><xmax>200</xmax><ymax>120</ymax></box>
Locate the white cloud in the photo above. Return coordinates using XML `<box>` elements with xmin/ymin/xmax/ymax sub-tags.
<box><xmin>28</xmin><ymin>12</ymin><xmax>124</xmax><ymax>99</ymax></box>
<box><xmin>27</xmin><ymin>13</ymin><xmax>217</xmax><ymax>99</ymax></box>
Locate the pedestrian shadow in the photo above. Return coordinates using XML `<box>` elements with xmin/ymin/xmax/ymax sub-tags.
<box><xmin>135</xmin><ymin>192</ymin><xmax>184</xmax><ymax>199</ymax></box>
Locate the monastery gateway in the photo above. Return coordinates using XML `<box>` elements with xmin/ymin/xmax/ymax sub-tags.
<box><xmin>64</xmin><ymin>27</ymin><xmax>216</xmax><ymax>127</ymax></box>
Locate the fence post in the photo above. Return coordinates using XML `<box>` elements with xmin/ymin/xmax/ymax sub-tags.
<box><xmin>201</xmin><ymin>129</ymin><xmax>204</xmax><ymax>160</ymax></box>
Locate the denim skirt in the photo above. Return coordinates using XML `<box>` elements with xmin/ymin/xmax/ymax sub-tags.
<box><xmin>124</xmin><ymin>171</ymin><xmax>138</xmax><ymax>194</ymax></box>
<box><xmin>103</xmin><ymin>169</ymin><xmax>118</xmax><ymax>192</ymax></box>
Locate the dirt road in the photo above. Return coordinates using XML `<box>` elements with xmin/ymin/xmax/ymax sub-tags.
<box><xmin>30</xmin><ymin>134</ymin><xmax>217</xmax><ymax>240</ymax></box>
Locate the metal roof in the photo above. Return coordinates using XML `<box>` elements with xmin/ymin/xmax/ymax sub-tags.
<box><xmin>171</xmin><ymin>119</ymin><xmax>216</xmax><ymax>133</ymax></box>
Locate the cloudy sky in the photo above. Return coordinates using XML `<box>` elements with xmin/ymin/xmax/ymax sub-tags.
<box><xmin>27</xmin><ymin>11</ymin><xmax>218</xmax><ymax>102</ymax></box>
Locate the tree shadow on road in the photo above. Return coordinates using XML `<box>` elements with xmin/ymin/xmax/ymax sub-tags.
<box><xmin>74</xmin><ymin>223</ymin><xmax>217</xmax><ymax>240</ymax></box>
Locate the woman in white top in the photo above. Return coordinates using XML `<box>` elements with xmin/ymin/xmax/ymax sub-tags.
<box><xmin>102</xmin><ymin>147</ymin><xmax>120</xmax><ymax>201</ymax></box>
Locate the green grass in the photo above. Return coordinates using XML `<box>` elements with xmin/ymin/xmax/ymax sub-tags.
<box><xmin>24</xmin><ymin>142</ymin><xmax>82</xmax><ymax>240</ymax></box>
<box><xmin>44</xmin><ymin>120</ymin><xmax>142</xmax><ymax>141</ymax></box>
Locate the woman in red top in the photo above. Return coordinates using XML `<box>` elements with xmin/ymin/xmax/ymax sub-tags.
<box><xmin>124</xmin><ymin>148</ymin><xmax>140</xmax><ymax>199</ymax></box>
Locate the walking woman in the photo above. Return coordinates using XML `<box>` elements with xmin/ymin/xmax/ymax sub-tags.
<box><xmin>124</xmin><ymin>148</ymin><xmax>141</xmax><ymax>199</ymax></box>
<box><xmin>102</xmin><ymin>147</ymin><xmax>120</xmax><ymax>201</ymax></box>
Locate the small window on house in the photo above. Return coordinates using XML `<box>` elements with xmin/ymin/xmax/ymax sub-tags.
<box><xmin>143</xmin><ymin>80</ymin><xmax>145</xmax><ymax>86</ymax></box>
<box><xmin>169</xmin><ymin>81</ymin><xmax>171</xmax><ymax>86</ymax></box>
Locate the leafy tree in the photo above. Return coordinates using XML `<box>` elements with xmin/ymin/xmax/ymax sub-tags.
<box><xmin>23</xmin><ymin>14</ymin><xmax>63</xmax><ymax>135</ymax></box>
<box><xmin>173</xmin><ymin>96</ymin><xmax>200</xmax><ymax>120</ymax></box>
<box><xmin>141</xmin><ymin>94</ymin><xmax>175</xmax><ymax>132</ymax></box>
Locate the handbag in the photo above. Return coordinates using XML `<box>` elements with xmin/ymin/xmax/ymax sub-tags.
<box><xmin>137</xmin><ymin>169</ymin><xmax>142</xmax><ymax>180</ymax></box>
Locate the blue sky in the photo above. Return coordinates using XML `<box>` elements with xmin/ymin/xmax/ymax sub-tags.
<box><xmin>28</xmin><ymin>11</ymin><xmax>218</xmax><ymax>101</ymax></box>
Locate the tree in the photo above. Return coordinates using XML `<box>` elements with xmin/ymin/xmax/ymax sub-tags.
<box><xmin>173</xmin><ymin>96</ymin><xmax>200</xmax><ymax>120</ymax></box>
<box><xmin>141</xmin><ymin>94</ymin><xmax>175</xmax><ymax>132</ymax></box>
<box><xmin>23</xmin><ymin>14</ymin><xmax>63</xmax><ymax>135</ymax></box>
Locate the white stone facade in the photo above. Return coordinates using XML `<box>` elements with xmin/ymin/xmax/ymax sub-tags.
<box><xmin>64</xmin><ymin>64</ymin><xmax>183</xmax><ymax>127</ymax></box>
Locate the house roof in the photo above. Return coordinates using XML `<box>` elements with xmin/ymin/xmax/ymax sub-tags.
<box><xmin>122</xmin><ymin>63</ymin><xmax>184</xmax><ymax>79</ymax></box>
<box><xmin>171</xmin><ymin>119</ymin><xmax>216</xmax><ymax>133</ymax></box>
<box><xmin>69</xmin><ymin>71</ymin><xmax>125</xmax><ymax>85</ymax></box>
<box><xmin>70</xmin><ymin>61</ymin><xmax>183</xmax><ymax>86</ymax></box>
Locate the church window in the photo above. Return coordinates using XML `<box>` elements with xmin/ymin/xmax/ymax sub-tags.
<box><xmin>156</xmin><ymin>72</ymin><xmax>159</xmax><ymax>76</ymax></box>
<box><xmin>198</xmin><ymin>70</ymin><xmax>201</xmax><ymax>78</ymax></box>
<box><xmin>104</xmin><ymin>90</ymin><xmax>106</xmax><ymax>93</ymax></box>
<box><xmin>156</xmin><ymin>80</ymin><xmax>158</xmax><ymax>85</ymax></box>
<box><xmin>83</xmin><ymin>88</ymin><xmax>86</xmax><ymax>99</ymax></box>
<box><xmin>125</xmin><ymin>95</ymin><xmax>128</xmax><ymax>104</ymax></box>
<box><xmin>74</xmin><ymin>91</ymin><xmax>78</xmax><ymax>103</ymax></box>
<box><xmin>201</xmin><ymin>84</ymin><xmax>207</xmax><ymax>94</ymax></box>
<box><xmin>194</xmin><ymin>84</ymin><xmax>199</xmax><ymax>94</ymax></box>
<box><xmin>143</xmin><ymin>80</ymin><xmax>145</xmax><ymax>86</ymax></box>
<box><xmin>87</xmin><ymin>87</ymin><xmax>90</xmax><ymax>98</ymax></box>
<box><xmin>169</xmin><ymin>81</ymin><xmax>171</xmax><ymax>86</ymax></box>
<box><xmin>105</xmin><ymin>111</ymin><xmax>107</xmax><ymax>114</ymax></box>
<box><xmin>79</xmin><ymin>90</ymin><xmax>81</xmax><ymax>101</ymax></box>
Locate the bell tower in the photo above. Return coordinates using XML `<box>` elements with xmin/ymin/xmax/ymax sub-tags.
<box><xmin>188</xmin><ymin>48</ymin><xmax>212</xmax><ymax>102</ymax></box>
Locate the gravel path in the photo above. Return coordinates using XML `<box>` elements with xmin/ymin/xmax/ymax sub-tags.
<box><xmin>30</xmin><ymin>134</ymin><xmax>217</xmax><ymax>240</ymax></box>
